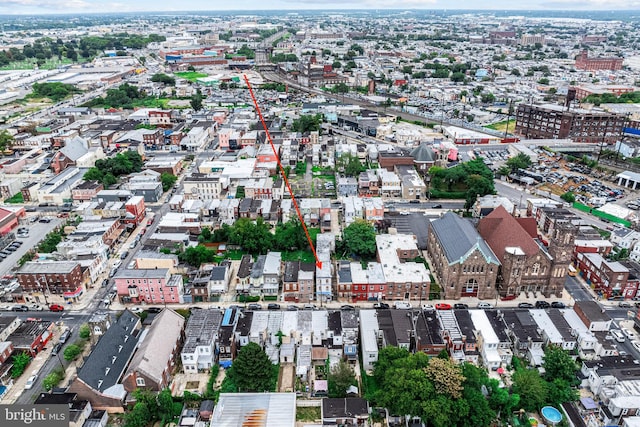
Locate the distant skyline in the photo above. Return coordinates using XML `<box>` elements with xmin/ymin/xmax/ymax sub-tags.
<box><xmin>2</xmin><ymin>1</ymin><xmax>640</xmax><ymax>15</ymax></box>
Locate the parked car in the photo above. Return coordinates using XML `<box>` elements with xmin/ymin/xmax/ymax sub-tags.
<box><xmin>373</xmin><ymin>302</ymin><xmax>390</xmax><ymax>309</ymax></box>
<box><xmin>120</xmin><ymin>251</ymin><xmax>128</xmax><ymax>260</ymax></box>
<box><xmin>453</xmin><ymin>303</ymin><xmax>469</xmax><ymax>309</ymax></box>
<box><xmin>518</xmin><ymin>302</ymin><xmax>535</xmax><ymax>308</ymax></box>
<box><xmin>340</xmin><ymin>305</ymin><xmax>355</xmax><ymax>310</ymax></box>
<box><xmin>38</xmin><ymin>217</ymin><xmax>51</xmax><ymax>223</ymax></box>
<box><xmin>394</xmin><ymin>301</ymin><xmax>412</xmax><ymax>310</ymax></box>
<box><xmin>435</xmin><ymin>303</ymin><xmax>452</xmax><ymax>310</ymax></box>
<box><xmin>477</xmin><ymin>302</ymin><xmax>494</xmax><ymax>309</ymax></box>
<box><xmin>409</xmin><ymin>199</ymin><xmax>420</xmax><ymax>204</ymax></box>
<box><xmin>551</xmin><ymin>301</ymin><xmax>566</xmax><ymax>309</ymax></box>
<box><xmin>432</xmin><ymin>204</ymin><xmax>443</xmax><ymax>209</ymax></box>
<box><xmin>24</xmin><ymin>374</ymin><xmax>38</xmax><ymax>390</ymax></box>
<box><xmin>303</xmin><ymin>304</ymin><xmax>317</xmax><ymax>310</ymax></box>
<box><xmin>267</xmin><ymin>303</ymin><xmax>281</xmax><ymax>310</ymax></box>
<box><xmin>49</xmin><ymin>304</ymin><xmax>64</xmax><ymax>312</ymax></box>
<box><xmin>247</xmin><ymin>303</ymin><xmax>262</xmax><ymax>310</ymax></box>
<box><xmin>421</xmin><ymin>304</ymin><xmax>435</xmax><ymax>311</ymax></box>
<box><xmin>59</xmin><ymin>329</ymin><xmax>71</xmax><ymax>344</ymax></box>
<box><xmin>11</xmin><ymin>305</ymin><xmax>29</xmax><ymax>312</ymax></box>
<box><xmin>618</xmin><ymin>301</ymin><xmax>632</xmax><ymax>308</ymax></box>
<box><xmin>130</xmin><ymin>307</ymin><xmax>144</xmax><ymax>313</ymax></box>
<box><xmin>286</xmin><ymin>305</ymin><xmax>299</xmax><ymax>311</ymax></box>
<box><xmin>28</xmin><ymin>304</ymin><xmax>44</xmax><ymax>311</ymax></box>
<box><xmin>146</xmin><ymin>307</ymin><xmax>162</xmax><ymax>313</ymax></box>
<box><xmin>101</xmin><ymin>279</ymin><xmax>109</xmax><ymax>288</ymax></box>
<box><xmin>51</xmin><ymin>343</ymin><xmax>63</xmax><ymax>356</ymax></box>
<box><xmin>535</xmin><ymin>301</ymin><xmax>550</xmax><ymax>309</ymax></box>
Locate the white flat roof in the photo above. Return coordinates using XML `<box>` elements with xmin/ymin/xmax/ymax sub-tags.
<box><xmin>469</xmin><ymin>310</ymin><xmax>499</xmax><ymax>345</ymax></box>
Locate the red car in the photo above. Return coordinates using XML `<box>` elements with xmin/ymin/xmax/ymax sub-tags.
<box><xmin>435</xmin><ymin>303</ymin><xmax>452</xmax><ymax>310</ymax></box>
<box><xmin>49</xmin><ymin>304</ymin><xmax>65</xmax><ymax>312</ymax></box>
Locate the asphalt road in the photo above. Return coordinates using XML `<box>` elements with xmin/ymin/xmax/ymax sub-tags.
<box><xmin>564</xmin><ymin>275</ymin><xmax>594</xmax><ymax>302</ymax></box>
<box><xmin>3</xmin><ymin>310</ymin><xmax>90</xmax><ymax>404</ymax></box>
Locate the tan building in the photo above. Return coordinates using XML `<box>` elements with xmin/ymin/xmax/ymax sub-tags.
<box><xmin>477</xmin><ymin>206</ymin><xmax>576</xmax><ymax>298</ymax></box>
<box><xmin>427</xmin><ymin>212</ymin><xmax>500</xmax><ymax>300</ymax></box>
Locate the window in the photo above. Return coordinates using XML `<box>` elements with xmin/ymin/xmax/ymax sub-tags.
<box><xmin>532</xmin><ymin>263</ymin><xmax>540</xmax><ymax>275</ymax></box>
<box><xmin>136</xmin><ymin>377</ymin><xmax>145</xmax><ymax>387</ymax></box>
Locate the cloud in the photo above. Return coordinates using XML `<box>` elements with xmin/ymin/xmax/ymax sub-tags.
<box><xmin>539</xmin><ymin>0</ymin><xmax>640</xmax><ymax>8</ymax></box>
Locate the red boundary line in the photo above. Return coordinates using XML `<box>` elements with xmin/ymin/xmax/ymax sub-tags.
<box><xmin>243</xmin><ymin>74</ymin><xmax>322</xmax><ymax>269</ymax></box>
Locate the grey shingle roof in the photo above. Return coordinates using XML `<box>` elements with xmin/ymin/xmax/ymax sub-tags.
<box><xmin>77</xmin><ymin>310</ymin><xmax>140</xmax><ymax>393</ymax></box>
<box><xmin>430</xmin><ymin>212</ymin><xmax>500</xmax><ymax>265</ymax></box>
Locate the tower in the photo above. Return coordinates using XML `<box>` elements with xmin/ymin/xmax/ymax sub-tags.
<box><xmin>546</xmin><ymin>221</ymin><xmax>578</xmax><ymax>297</ymax></box>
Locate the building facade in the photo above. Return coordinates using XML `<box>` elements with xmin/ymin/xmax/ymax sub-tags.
<box><xmin>515</xmin><ymin>104</ymin><xmax>625</xmax><ymax>144</ymax></box>
<box><xmin>427</xmin><ymin>212</ymin><xmax>501</xmax><ymax>300</ymax></box>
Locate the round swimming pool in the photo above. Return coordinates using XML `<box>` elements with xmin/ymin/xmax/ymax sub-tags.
<box><xmin>541</xmin><ymin>406</ymin><xmax>562</xmax><ymax>425</ymax></box>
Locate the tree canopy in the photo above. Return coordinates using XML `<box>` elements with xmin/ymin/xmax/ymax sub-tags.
<box><xmin>0</xmin><ymin>130</ymin><xmax>13</xmax><ymax>152</ymax></box>
<box><xmin>150</xmin><ymin>73</ymin><xmax>175</xmax><ymax>85</ymax></box>
<box><xmin>83</xmin><ymin>151</ymin><xmax>143</xmax><ymax>187</ymax></box>
<box><xmin>336</xmin><ymin>152</ymin><xmax>365</xmax><ymax>177</ymax></box>
<box><xmin>369</xmin><ymin>347</ymin><xmax>498</xmax><ymax>427</ymax></box>
<box><xmin>226</xmin><ymin>342</ymin><xmax>274</xmax><ymax>392</ymax></box>
<box><xmin>506</xmin><ymin>153</ymin><xmax>533</xmax><ymax>174</ymax></box>
<box><xmin>291</xmin><ymin>114</ymin><xmax>322</xmax><ymax>134</ymax></box>
<box><xmin>328</xmin><ymin>359</ymin><xmax>358</xmax><ymax>398</ymax></box>
<box><xmin>30</xmin><ymin>82</ymin><xmax>79</xmax><ymax>102</ymax></box>
<box><xmin>342</xmin><ymin>219</ymin><xmax>377</xmax><ymax>259</ymax></box>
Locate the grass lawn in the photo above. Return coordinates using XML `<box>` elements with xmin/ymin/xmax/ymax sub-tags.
<box><xmin>296</xmin><ymin>407</ymin><xmax>321</xmax><ymax>422</ymax></box>
<box><xmin>226</xmin><ymin>249</ymin><xmax>245</xmax><ymax>260</ymax></box>
<box><xmin>282</xmin><ymin>250</ymin><xmax>316</xmax><ymax>263</ymax></box>
<box><xmin>175</xmin><ymin>71</ymin><xmax>208</xmax><ymax>82</ymax></box>
<box><xmin>484</xmin><ymin>119</ymin><xmax>516</xmax><ymax>133</ymax></box>
<box><xmin>4</xmin><ymin>192</ymin><xmax>24</xmax><ymax>203</ymax></box>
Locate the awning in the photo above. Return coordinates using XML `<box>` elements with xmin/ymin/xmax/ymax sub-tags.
<box><xmin>63</xmin><ymin>287</ymin><xmax>84</xmax><ymax>298</ymax></box>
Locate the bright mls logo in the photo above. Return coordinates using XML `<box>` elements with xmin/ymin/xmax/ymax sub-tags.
<box><xmin>0</xmin><ymin>405</ymin><xmax>68</xmax><ymax>427</ymax></box>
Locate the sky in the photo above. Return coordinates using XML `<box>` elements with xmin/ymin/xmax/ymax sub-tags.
<box><xmin>1</xmin><ymin>0</ymin><xmax>640</xmax><ymax>15</ymax></box>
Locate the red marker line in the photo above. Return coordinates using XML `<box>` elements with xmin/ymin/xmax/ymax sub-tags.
<box><xmin>243</xmin><ymin>75</ymin><xmax>322</xmax><ymax>269</ymax></box>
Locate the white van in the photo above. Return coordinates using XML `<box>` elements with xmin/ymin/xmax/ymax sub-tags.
<box><xmin>611</xmin><ymin>330</ymin><xmax>625</xmax><ymax>343</ymax></box>
<box><xmin>394</xmin><ymin>301</ymin><xmax>411</xmax><ymax>310</ymax></box>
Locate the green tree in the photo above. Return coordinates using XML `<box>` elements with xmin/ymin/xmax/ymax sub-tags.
<box><xmin>423</xmin><ymin>357</ymin><xmax>465</xmax><ymax>399</ymax></box>
<box><xmin>511</xmin><ymin>368</ymin><xmax>548</xmax><ymax>412</ymax></box>
<box><xmin>228</xmin><ymin>217</ymin><xmax>274</xmax><ymax>254</ymax></box>
<box><xmin>43</xmin><ymin>368</ymin><xmax>65</xmax><ymax>391</ymax></box>
<box><xmin>150</xmin><ymin>73</ymin><xmax>176</xmax><ymax>85</ymax></box>
<box><xmin>178</xmin><ymin>245</ymin><xmax>216</xmax><ymax>267</ymax></box>
<box><xmin>291</xmin><ymin>114</ymin><xmax>322</xmax><ymax>133</ymax></box>
<box><xmin>560</xmin><ymin>192</ymin><xmax>576</xmax><ymax>203</ymax></box>
<box><xmin>161</xmin><ymin>172</ymin><xmax>178</xmax><ymax>192</ymax></box>
<box><xmin>336</xmin><ymin>153</ymin><xmax>364</xmax><ymax>177</ymax></box>
<box><xmin>190</xmin><ymin>91</ymin><xmax>203</xmax><ymax>111</ymax></box>
<box><xmin>124</xmin><ymin>402</ymin><xmax>151</xmax><ymax>427</ymax></box>
<box><xmin>78</xmin><ymin>323</ymin><xmax>90</xmax><ymax>339</ymax></box>
<box><xmin>63</xmin><ymin>344</ymin><xmax>82</xmax><ymax>361</ymax></box>
<box><xmin>328</xmin><ymin>359</ymin><xmax>357</xmax><ymax>398</ymax></box>
<box><xmin>227</xmin><ymin>342</ymin><xmax>274</xmax><ymax>392</ymax></box>
<box><xmin>274</xmin><ymin>219</ymin><xmax>308</xmax><ymax>251</ymax></box>
<box><xmin>0</xmin><ymin>129</ymin><xmax>14</xmax><ymax>151</ymax></box>
<box><xmin>342</xmin><ymin>219</ymin><xmax>376</xmax><ymax>259</ymax></box>
<box><xmin>506</xmin><ymin>153</ymin><xmax>533</xmax><ymax>173</ymax></box>
<box><xmin>547</xmin><ymin>378</ymin><xmax>578</xmax><ymax>407</ymax></box>
<box><xmin>11</xmin><ymin>352</ymin><xmax>31</xmax><ymax>378</ymax></box>
<box><xmin>543</xmin><ymin>346</ymin><xmax>578</xmax><ymax>385</ymax></box>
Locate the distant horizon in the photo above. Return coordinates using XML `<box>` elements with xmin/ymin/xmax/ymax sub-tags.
<box><xmin>2</xmin><ymin>3</ymin><xmax>640</xmax><ymax>16</ymax></box>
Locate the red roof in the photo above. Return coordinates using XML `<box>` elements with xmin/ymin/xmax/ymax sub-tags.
<box><xmin>516</xmin><ymin>217</ymin><xmax>538</xmax><ymax>239</ymax></box>
<box><xmin>477</xmin><ymin>206</ymin><xmax>540</xmax><ymax>263</ymax></box>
